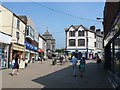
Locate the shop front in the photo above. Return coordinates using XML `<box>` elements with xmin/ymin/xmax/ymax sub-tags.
<box><xmin>25</xmin><ymin>41</ymin><xmax>38</xmax><ymax>62</ymax></box>
<box><xmin>0</xmin><ymin>33</ymin><xmax>11</xmax><ymax>69</ymax></box>
<box><xmin>104</xmin><ymin>13</ymin><xmax>120</xmax><ymax>88</ymax></box>
<box><xmin>38</xmin><ymin>49</ymin><xmax>44</xmax><ymax>60</ymax></box>
<box><xmin>9</xmin><ymin>43</ymin><xmax>25</xmax><ymax>68</ymax></box>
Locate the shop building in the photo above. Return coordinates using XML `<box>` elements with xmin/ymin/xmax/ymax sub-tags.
<box><xmin>0</xmin><ymin>32</ymin><xmax>11</xmax><ymax>68</ymax></box>
<box><xmin>103</xmin><ymin>1</ymin><xmax>120</xmax><ymax>89</ymax></box>
<box><xmin>65</xmin><ymin>25</ymin><xmax>103</xmax><ymax>60</ymax></box>
<box><xmin>0</xmin><ymin>5</ymin><xmax>26</xmax><ymax>68</ymax></box>
<box><xmin>38</xmin><ymin>34</ymin><xmax>47</xmax><ymax>59</ymax></box>
<box><xmin>19</xmin><ymin>16</ymin><xmax>39</xmax><ymax>62</ymax></box>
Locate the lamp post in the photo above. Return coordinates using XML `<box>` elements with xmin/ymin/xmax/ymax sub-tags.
<box><xmin>96</xmin><ymin>17</ymin><xmax>104</xmax><ymax>20</ymax></box>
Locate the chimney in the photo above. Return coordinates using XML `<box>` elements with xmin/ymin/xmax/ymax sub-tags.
<box><xmin>96</xmin><ymin>29</ymin><xmax>101</xmax><ymax>35</ymax></box>
<box><xmin>18</xmin><ymin>16</ymin><xmax>27</xmax><ymax>24</ymax></box>
<box><xmin>90</xmin><ymin>26</ymin><xmax>95</xmax><ymax>31</ymax></box>
<box><xmin>101</xmin><ymin>31</ymin><xmax>104</xmax><ymax>35</ymax></box>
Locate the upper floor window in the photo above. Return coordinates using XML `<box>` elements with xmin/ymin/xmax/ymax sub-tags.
<box><xmin>69</xmin><ymin>31</ymin><xmax>75</xmax><ymax>37</ymax></box>
<box><xmin>78</xmin><ymin>39</ymin><xmax>85</xmax><ymax>46</ymax></box>
<box><xmin>94</xmin><ymin>42</ymin><xmax>96</xmax><ymax>47</ymax></box>
<box><xmin>69</xmin><ymin>39</ymin><xmax>76</xmax><ymax>46</ymax></box>
<box><xmin>94</xmin><ymin>33</ymin><xmax>96</xmax><ymax>38</ymax></box>
<box><xmin>16</xmin><ymin>32</ymin><xmax>19</xmax><ymax>43</ymax></box>
<box><xmin>78</xmin><ymin>30</ymin><xmax>84</xmax><ymax>36</ymax></box>
<box><xmin>26</xmin><ymin>27</ymin><xmax>29</xmax><ymax>36</ymax></box>
<box><xmin>17</xmin><ymin>19</ymin><xmax>20</xmax><ymax>30</ymax></box>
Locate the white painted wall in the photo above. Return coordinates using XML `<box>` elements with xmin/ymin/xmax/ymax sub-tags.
<box><xmin>0</xmin><ymin>5</ymin><xmax>26</xmax><ymax>45</ymax></box>
<box><xmin>88</xmin><ymin>31</ymin><xmax>96</xmax><ymax>50</ymax></box>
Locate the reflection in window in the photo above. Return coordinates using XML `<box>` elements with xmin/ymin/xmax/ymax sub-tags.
<box><xmin>114</xmin><ymin>35</ymin><xmax>120</xmax><ymax>77</ymax></box>
<box><xmin>69</xmin><ymin>39</ymin><xmax>76</xmax><ymax>46</ymax></box>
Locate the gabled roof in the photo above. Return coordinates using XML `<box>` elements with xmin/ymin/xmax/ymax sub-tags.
<box><xmin>65</xmin><ymin>25</ymin><xmax>76</xmax><ymax>32</ymax></box>
<box><xmin>65</xmin><ymin>25</ymin><xmax>89</xmax><ymax>32</ymax></box>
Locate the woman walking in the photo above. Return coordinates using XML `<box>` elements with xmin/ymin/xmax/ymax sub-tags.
<box><xmin>10</xmin><ymin>52</ymin><xmax>20</xmax><ymax>76</ymax></box>
<box><xmin>79</xmin><ymin>56</ymin><xmax>86</xmax><ymax>77</ymax></box>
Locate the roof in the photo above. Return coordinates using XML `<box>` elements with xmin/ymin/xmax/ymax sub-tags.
<box><xmin>38</xmin><ymin>34</ymin><xmax>47</xmax><ymax>42</ymax></box>
<box><xmin>65</xmin><ymin>25</ymin><xmax>92</xmax><ymax>32</ymax></box>
<box><xmin>42</xmin><ymin>30</ymin><xmax>52</xmax><ymax>36</ymax></box>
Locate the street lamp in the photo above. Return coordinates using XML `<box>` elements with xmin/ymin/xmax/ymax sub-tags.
<box><xmin>96</xmin><ymin>17</ymin><xmax>104</xmax><ymax>20</ymax></box>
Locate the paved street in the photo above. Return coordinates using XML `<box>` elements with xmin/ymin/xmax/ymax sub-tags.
<box><xmin>2</xmin><ymin>59</ymin><xmax>113</xmax><ymax>89</ymax></box>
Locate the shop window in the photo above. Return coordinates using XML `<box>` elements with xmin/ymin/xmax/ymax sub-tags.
<box><xmin>114</xmin><ymin>35</ymin><xmax>120</xmax><ymax>77</ymax></box>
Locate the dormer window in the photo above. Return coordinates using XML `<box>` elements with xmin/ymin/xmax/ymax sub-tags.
<box><xmin>69</xmin><ymin>31</ymin><xmax>75</xmax><ymax>37</ymax></box>
<box><xmin>78</xmin><ymin>30</ymin><xmax>84</xmax><ymax>36</ymax></box>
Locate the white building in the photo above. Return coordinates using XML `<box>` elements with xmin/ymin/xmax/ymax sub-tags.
<box><xmin>65</xmin><ymin>25</ymin><xmax>103</xmax><ymax>59</ymax></box>
<box><xmin>19</xmin><ymin>16</ymin><xmax>39</xmax><ymax>61</ymax></box>
<box><xmin>38</xmin><ymin>34</ymin><xmax>47</xmax><ymax>59</ymax></box>
<box><xmin>0</xmin><ymin>5</ymin><xmax>26</xmax><ymax>68</ymax></box>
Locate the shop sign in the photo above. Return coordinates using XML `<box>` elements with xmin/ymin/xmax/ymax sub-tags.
<box><xmin>11</xmin><ymin>38</ymin><xmax>17</xmax><ymax>43</ymax></box>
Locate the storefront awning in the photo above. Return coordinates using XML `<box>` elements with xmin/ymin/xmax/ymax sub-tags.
<box><xmin>0</xmin><ymin>33</ymin><xmax>11</xmax><ymax>44</ymax></box>
<box><xmin>38</xmin><ymin>49</ymin><xmax>44</xmax><ymax>52</ymax></box>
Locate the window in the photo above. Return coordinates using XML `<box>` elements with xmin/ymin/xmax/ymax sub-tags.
<box><xmin>69</xmin><ymin>31</ymin><xmax>75</xmax><ymax>37</ymax></box>
<box><xmin>94</xmin><ymin>42</ymin><xmax>96</xmax><ymax>47</ymax></box>
<box><xmin>78</xmin><ymin>39</ymin><xmax>85</xmax><ymax>46</ymax></box>
<box><xmin>78</xmin><ymin>30</ymin><xmax>84</xmax><ymax>36</ymax></box>
<box><xmin>16</xmin><ymin>32</ymin><xmax>19</xmax><ymax>43</ymax></box>
<box><xmin>17</xmin><ymin>19</ymin><xmax>20</xmax><ymax>30</ymax></box>
<box><xmin>69</xmin><ymin>39</ymin><xmax>76</xmax><ymax>46</ymax></box>
<box><xmin>94</xmin><ymin>33</ymin><xmax>96</xmax><ymax>38</ymax></box>
<box><xmin>26</xmin><ymin>27</ymin><xmax>29</xmax><ymax>36</ymax></box>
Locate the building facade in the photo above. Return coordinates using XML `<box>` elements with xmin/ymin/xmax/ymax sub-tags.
<box><xmin>42</xmin><ymin>30</ymin><xmax>55</xmax><ymax>58</ymax></box>
<box><xmin>103</xmin><ymin>1</ymin><xmax>120</xmax><ymax>88</ymax></box>
<box><xmin>19</xmin><ymin>16</ymin><xmax>39</xmax><ymax>62</ymax></box>
<box><xmin>65</xmin><ymin>25</ymin><xmax>103</xmax><ymax>60</ymax></box>
<box><xmin>38</xmin><ymin>34</ymin><xmax>47</xmax><ymax>59</ymax></box>
<box><xmin>0</xmin><ymin>5</ymin><xmax>26</xmax><ymax>68</ymax></box>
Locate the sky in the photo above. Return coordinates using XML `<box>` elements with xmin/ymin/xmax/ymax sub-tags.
<box><xmin>2</xmin><ymin>2</ymin><xmax>105</xmax><ymax>48</ymax></box>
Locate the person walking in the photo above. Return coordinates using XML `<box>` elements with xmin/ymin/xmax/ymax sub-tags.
<box><xmin>79</xmin><ymin>56</ymin><xmax>86</xmax><ymax>77</ymax></box>
<box><xmin>71</xmin><ymin>55</ymin><xmax>78</xmax><ymax>77</ymax></box>
<box><xmin>39</xmin><ymin>56</ymin><xmax>42</xmax><ymax>64</ymax></box>
<box><xmin>96</xmin><ymin>56</ymin><xmax>101</xmax><ymax>69</ymax></box>
<box><xmin>60</xmin><ymin>55</ymin><xmax>63</xmax><ymax>65</ymax></box>
<box><xmin>25</xmin><ymin>58</ymin><xmax>28</xmax><ymax>68</ymax></box>
<box><xmin>10</xmin><ymin>52</ymin><xmax>20</xmax><ymax>76</ymax></box>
